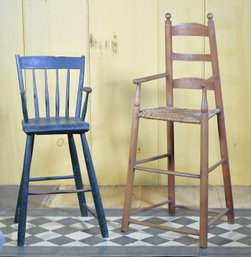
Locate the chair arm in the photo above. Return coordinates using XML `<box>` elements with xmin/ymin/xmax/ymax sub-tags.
<box><xmin>201</xmin><ymin>84</ymin><xmax>208</xmax><ymax>113</ymax></box>
<box><xmin>82</xmin><ymin>87</ymin><xmax>92</xmax><ymax>94</ymax></box>
<box><xmin>202</xmin><ymin>74</ymin><xmax>219</xmax><ymax>88</ymax></box>
<box><xmin>133</xmin><ymin>72</ymin><xmax>168</xmax><ymax>84</ymax></box>
<box><xmin>200</xmin><ymin>74</ymin><xmax>218</xmax><ymax>113</ymax></box>
<box><xmin>81</xmin><ymin>87</ymin><xmax>92</xmax><ymax>120</ymax></box>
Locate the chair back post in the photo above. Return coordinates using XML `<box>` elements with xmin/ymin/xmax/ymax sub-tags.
<box><xmin>75</xmin><ymin>56</ymin><xmax>85</xmax><ymax>119</ymax></box>
<box><xmin>207</xmin><ymin>13</ymin><xmax>223</xmax><ymax>111</ymax></box>
<box><xmin>165</xmin><ymin>13</ymin><xmax>174</xmax><ymax>107</ymax></box>
<box><xmin>81</xmin><ymin>87</ymin><xmax>92</xmax><ymax>121</ymax></box>
<box><xmin>16</xmin><ymin>55</ymin><xmax>29</xmax><ymax>123</ymax></box>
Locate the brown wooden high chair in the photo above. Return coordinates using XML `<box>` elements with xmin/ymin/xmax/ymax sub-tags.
<box><xmin>121</xmin><ymin>13</ymin><xmax>234</xmax><ymax>248</ymax></box>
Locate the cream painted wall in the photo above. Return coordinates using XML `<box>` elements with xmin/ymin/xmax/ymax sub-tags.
<box><xmin>0</xmin><ymin>0</ymin><xmax>250</xmax><ymax>186</ymax></box>
<box><xmin>205</xmin><ymin>0</ymin><xmax>251</xmax><ymax>185</ymax></box>
<box><xmin>0</xmin><ymin>0</ymin><xmax>24</xmax><ymax>184</ymax></box>
<box><xmin>89</xmin><ymin>0</ymin><xmax>159</xmax><ymax>185</ymax></box>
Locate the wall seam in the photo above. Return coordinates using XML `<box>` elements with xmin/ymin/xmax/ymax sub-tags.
<box><xmin>21</xmin><ymin>0</ymin><xmax>26</xmax><ymax>56</ymax></box>
<box><xmin>203</xmin><ymin>0</ymin><xmax>206</xmax><ymax>79</ymax></box>
<box><xmin>157</xmin><ymin>1</ymin><xmax>161</xmax><ymax>185</ymax></box>
<box><xmin>86</xmin><ymin>0</ymin><xmax>93</xmax><ymax>151</ymax></box>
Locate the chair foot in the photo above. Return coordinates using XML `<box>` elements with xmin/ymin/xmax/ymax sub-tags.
<box><xmin>14</xmin><ymin>208</ymin><xmax>20</xmax><ymax>224</ymax></box>
<box><xmin>80</xmin><ymin>134</ymin><xmax>109</xmax><ymax>238</ymax></box>
<box><xmin>227</xmin><ymin>209</ymin><xmax>235</xmax><ymax>224</ymax></box>
<box><xmin>168</xmin><ymin>201</ymin><xmax>176</xmax><ymax>216</ymax></box>
<box><xmin>121</xmin><ymin>210</ymin><xmax>131</xmax><ymax>232</ymax></box>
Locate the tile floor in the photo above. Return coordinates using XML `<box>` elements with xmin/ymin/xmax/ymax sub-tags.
<box><xmin>1</xmin><ymin>185</ymin><xmax>251</xmax><ymax>257</ymax></box>
<box><xmin>2</xmin><ymin>209</ymin><xmax>251</xmax><ymax>247</ymax></box>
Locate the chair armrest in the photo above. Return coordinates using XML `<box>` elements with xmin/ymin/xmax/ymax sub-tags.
<box><xmin>81</xmin><ymin>87</ymin><xmax>92</xmax><ymax>120</ymax></box>
<box><xmin>202</xmin><ymin>74</ymin><xmax>219</xmax><ymax>88</ymax></box>
<box><xmin>201</xmin><ymin>85</ymin><xmax>208</xmax><ymax>113</ymax></box>
<box><xmin>133</xmin><ymin>72</ymin><xmax>168</xmax><ymax>84</ymax></box>
<box><xmin>82</xmin><ymin>87</ymin><xmax>92</xmax><ymax>94</ymax></box>
<box><xmin>200</xmin><ymin>74</ymin><xmax>219</xmax><ymax>113</ymax></box>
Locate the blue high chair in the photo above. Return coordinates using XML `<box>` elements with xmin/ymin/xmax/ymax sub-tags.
<box><xmin>15</xmin><ymin>55</ymin><xmax>108</xmax><ymax>246</ymax></box>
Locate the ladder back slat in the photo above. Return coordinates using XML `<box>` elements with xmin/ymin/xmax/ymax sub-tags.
<box><xmin>65</xmin><ymin>69</ymin><xmax>70</xmax><ymax>118</ymax></box>
<box><xmin>55</xmin><ymin>69</ymin><xmax>60</xmax><ymax>118</ymax></box>
<box><xmin>173</xmin><ymin>77</ymin><xmax>215</xmax><ymax>90</ymax></box>
<box><xmin>172</xmin><ymin>23</ymin><xmax>208</xmax><ymax>36</ymax></box>
<box><xmin>44</xmin><ymin>69</ymin><xmax>50</xmax><ymax>118</ymax></box>
<box><xmin>172</xmin><ymin>53</ymin><xmax>211</xmax><ymax>62</ymax></box>
<box><xmin>32</xmin><ymin>69</ymin><xmax>40</xmax><ymax>119</ymax></box>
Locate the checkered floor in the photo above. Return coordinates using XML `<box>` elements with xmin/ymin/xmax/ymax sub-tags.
<box><xmin>2</xmin><ymin>215</ymin><xmax>251</xmax><ymax>247</ymax></box>
<box><xmin>1</xmin><ymin>209</ymin><xmax>251</xmax><ymax>256</ymax></box>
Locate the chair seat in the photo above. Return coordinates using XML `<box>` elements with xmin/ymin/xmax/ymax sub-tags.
<box><xmin>23</xmin><ymin>117</ymin><xmax>89</xmax><ymax>134</ymax></box>
<box><xmin>139</xmin><ymin>107</ymin><xmax>220</xmax><ymax>124</ymax></box>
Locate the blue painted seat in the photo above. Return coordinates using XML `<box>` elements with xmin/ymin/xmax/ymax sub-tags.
<box><xmin>23</xmin><ymin>117</ymin><xmax>89</xmax><ymax>134</ymax></box>
<box><xmin>15</xmin><ymin>55</ymin><xmax>108</xmax><ymax>246</ymax></box>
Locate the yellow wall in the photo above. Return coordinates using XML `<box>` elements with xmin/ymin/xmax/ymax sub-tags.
<box><xmin>0</xmin><ymin>0</ymin><xmax>251</xmax><ymax>186</ymax></box>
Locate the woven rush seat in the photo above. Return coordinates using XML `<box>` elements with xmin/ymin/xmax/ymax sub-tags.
<box><xmin>139</xmin><ymin>107</ymin><xmax>220</xmax><ymax>124</ymax></box>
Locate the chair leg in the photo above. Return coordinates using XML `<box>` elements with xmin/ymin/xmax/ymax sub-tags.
<box><xmin>68</xmin><ymin>134</ymin><xmax>88</xmax><ymax>217</ymax></box>
<box><xmin>14</xmin><ymin>172</ymin><xmax>24</xmax><ymax>224</ymax></box>
<box><xmin>80</xmin><ymin>133</ymin><xmax>108</xmax><ymax>238</ymax></box>
<box><xmin>199</xmin><ymin>115</ymin><xmax>209</xmax><ymax>248</ymax></box>
<box><xmin>17</xmin><ymin>134</ymin><xmax>34</xmax><ymax>246</ymax></box>
<box><xmin>15</xmin><ymin>136</ymin><xmax>35</xmax><ymax>224</ymax></box>
<box><xmin>167</xmin><ymin>121</ymin><xmax>175</xmax><ymax>215</ymax></box>
<box><xmin>217</xmin><ymin>114</ymin><xmax>234</xmax><ymax>224</ymax></box>
<box><xmin>121</xmin><ymin>110</ymin><xmax>140</xmax><ymax>232</ymax></box>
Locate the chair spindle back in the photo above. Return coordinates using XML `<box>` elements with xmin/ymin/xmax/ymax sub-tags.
<box><xmin>16</xmin><ymin>55</ymin><xmax>86</xmax><ymax>123</ymax></box>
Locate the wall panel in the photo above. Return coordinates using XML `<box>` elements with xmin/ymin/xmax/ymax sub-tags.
<box><xmin>89</xmin><ymin>0</ymin><xmax>159</xmax><ymax>185</ymax></box>
<box><xmin>22</xmin><ymin>0</ymin><xmax>89</xmax><ymax>183</ymax></box>
<box><xmin>0</xmin><ymin>1</ymin><xmax>24</xmax><ymax>184</ymax></box>
<box><xmin>205</xmin><ymin>0</ymin><xmax>251</xmax><ymax>185</ymax></box>
<box><xmin>0</xmin><ymin>0</ymin><xmax>250</xmax><ymax>186</ymax></box>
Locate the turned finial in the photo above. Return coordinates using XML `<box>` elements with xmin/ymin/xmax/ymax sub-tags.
<box><xmin>207</xmin><ymin>13</ymin><xmax>213</xmax><ymax>20</ymax></box>
<box><xmin>165</xmin><ymin>13</ymin><xmax>171</xmax><ymax>20</ymax></box>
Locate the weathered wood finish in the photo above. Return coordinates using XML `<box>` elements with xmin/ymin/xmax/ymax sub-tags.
<box><xmin>55</xmin><ymin>69</ymin><xmax>60</xmax><ymax>118</ymax></box>
<box><xmin>122</xmin><ymin>13</ymin><xmax>234</xmax><ymax>249</ymax></box>
<box><xmin>199</xmin><ymin>84</ymin><xmax>209</xmax><ymax>246</ymax></box>
<box><xmin>65</xmin><ymin>69</ymin><xmax>70</xmax><ymax>118</ymax></box>
<box><xmin>44</xmin><ymin>69</ymin><xmax>50</xmax><ymax>118</ymax></box>
<box><xmin>131</xmin><ymin>200</ymin><xmax>170</xmax><ymax>215</ymax></box>
<box><xmin>15</xmin><ymin>55</ymin><xmax>108</xmax><ymax>246</ymax></box>
<box><xmin>129</xmin><ymin>218</ymin><xmax>199</xmax><ymax>236</ymax></box>
<box><xmin>121</xmin><ymin>83</ymin><xmax>141</xmax><ymax>232</ymax></box>
<box><xmin>173</xmin><ymin>77</ymin><xmax>214</xmax><ymax>90</ymax></box>
<box><xmin>165</xmin><ymin>12</ymin><xmax>176</xmax><ymax>216</ymax></box>
<box><xmin>207</xmin><ymin>14</ymin><xmax>235</xmax><ymax>225</ymax></box>
<box><xmin>172</xmin><ymin>23</ymin><xmax>208</xmax><ymax>36</ymax></box>
<box><xmin>32</xmin><ymin>69</ymin><xmax>39</xmax><ymax>119</ymax></box>
<box><xmin>172</xmin><ymin>52</ymin><xmax>211</xmax><ymax>62</ymax></box>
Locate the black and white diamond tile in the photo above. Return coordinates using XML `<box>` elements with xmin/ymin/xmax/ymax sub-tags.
<box><xmin>1</xmin><ymin>213</ymin><xmax>251</xmax><ymax>248</ymax></box>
